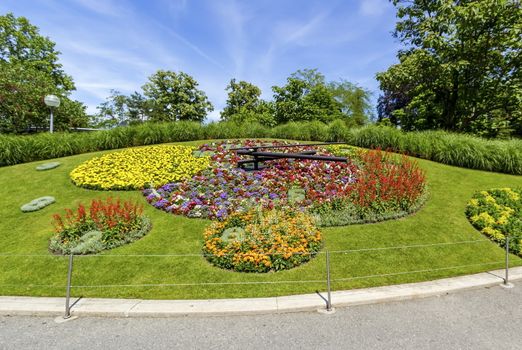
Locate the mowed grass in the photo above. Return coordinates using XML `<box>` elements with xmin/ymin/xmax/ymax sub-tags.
<box><xmin>0</xmin><ymin>140</ymin><xmax>520</xmax><ymax>300</ymax></box>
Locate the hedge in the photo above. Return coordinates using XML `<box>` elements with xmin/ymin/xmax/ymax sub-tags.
<box><xmin>1</xmin><ymin>121</ymin><xmax>521</xmax><ymax>175</ymax></box>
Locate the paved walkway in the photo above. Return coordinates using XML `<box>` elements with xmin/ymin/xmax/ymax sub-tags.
<box><xmin>1</xmin><ymin>280</ymin><xmax>521</xmax><ymax>350</ymax></box>
<box><xmin>0</xmin><ymin>266</ymin><xmax>520</xmax><ymax>317</ymax></box>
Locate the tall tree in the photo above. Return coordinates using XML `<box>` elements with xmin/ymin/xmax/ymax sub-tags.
<box><xmin>221</xmin><ymin>79</ymin><xmax>261</xmax><ymax>119</ymax></box>
<box><xmin>142</xmin><ymin>70</ymin><xmax>213</xmax><ymax>122</ymax></box>
<box><xmin>0</xmin><ymin>13</ymin><xmax>74</xmax><ymax>91</ymax></box>
<box><xmin>328</xmin><ymin>79</ymin><xmax>372</xmax><ymax>126</ymax></box>
<box><xmin>0</xmin><ymin>13</ymin><xmax>87</xmax><ymax>133</ymax></box>
<box><xmin>272</xmin><ymin>70</ymin><xmax>343</xmax><ymax>124</ymax></box>
<box><xmin>377</xmin><ymin>0</ymin><xmax>522</xmax><ymax>137</ymax></box>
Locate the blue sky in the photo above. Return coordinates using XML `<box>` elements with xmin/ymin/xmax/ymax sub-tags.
<box><xmin>1</xmin><ymin>0</ymin><xmax>400</xmax><ymax>121</ymax></box>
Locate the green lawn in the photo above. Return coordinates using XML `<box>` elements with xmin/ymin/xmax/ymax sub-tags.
<box><xmin>0</xmin><ymin>139</ymin><xmax>520</xmax><ymax>300</ymax></box>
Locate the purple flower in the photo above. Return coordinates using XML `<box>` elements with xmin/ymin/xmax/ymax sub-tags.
<box><xmin>154</xmin><ymin>199</ymin><xmax>169</xmax><ymax>208</ymax></box>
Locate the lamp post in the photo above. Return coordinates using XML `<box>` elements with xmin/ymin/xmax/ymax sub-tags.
<box><xmin>44</xmin><ymin>95</ymin><xmax>60</xmax><ymax>133</ymax></box>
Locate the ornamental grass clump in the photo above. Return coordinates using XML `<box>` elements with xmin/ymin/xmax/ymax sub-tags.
<box><xmin>70</xmin><ymin>145</ymin><xmax>210</xmax><ymax>190</ymax></box>
<box><xmin>203</xmin><ymin>208</ymin><xmax>322</xmax><ymax>273</ymax></box>
<box><xmin>466</xmin><ymin>188</ymin><xmax>522</xmax><ymax>256</ymax></box>
<box><xmin>49</xmin><ymin>197</ymin><xmax>151</xmax><ymax>255</ymax></box>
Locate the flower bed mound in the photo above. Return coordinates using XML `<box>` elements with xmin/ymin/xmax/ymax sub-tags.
<box><xmin>49</xmin><ymin>197</ymin><xmax>151</xmax><ymax>255</ymax></box>
<box><xmin>144</xmin><ymin>140</ymin><xmax>428</xmax><ymax>226</ymax></box>
<box><xmin>70</xmin><ymin>145</ymin><xmax>210</xmax><ymax>190</ymax></box>
<box><xmin>466</xmin><ymin>188</ymin><xmax>522</xmax><ymax>256</ymax></box>
<box><xmin>203</xmin><ymin>208</ymin><xmax>322</xmax><ymax>273</ymax></box>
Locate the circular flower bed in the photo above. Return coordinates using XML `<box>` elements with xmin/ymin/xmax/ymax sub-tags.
<box><xmin>70</xmin><ymin>145</ymin><xmax>210</xmax><ymax>190</ymax></box>
<box><xmin>466</xmin><ymin>188</ymin><xmax>522</xmax><ymax>256</ymax></box>
<box><xmin>49</xmin><ymin>197</ymin><xmax>151</xmax><ymax>255</ymax></box>
<box><xmin>203</xmin><ymin>208</ymin><xmax>322</xmax><ymax>272</ymax></box>
<box><xmin>144</xmin><ymin>140</ymin><xmax>427</xmax><ymax>226</ymax></box>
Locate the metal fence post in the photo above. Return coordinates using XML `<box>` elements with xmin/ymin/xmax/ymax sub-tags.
<box><xmin>504</xmin><ymin>235</ymin><xmax>509</xmax><ymax>285</ymax></box>
<box><xmin>326</xmin><ymin>250</ymin><xmax>332</xmax><ymax>311</ymax></box>
<box><xmin>501</xmin><ymin>235</ymin><xmax>514</xmax><ymax>289</ymax></box>
<box><xmin>64</xmin><ymin>254</ymin><xmax>74</xmax><ymax>319</ymax></box>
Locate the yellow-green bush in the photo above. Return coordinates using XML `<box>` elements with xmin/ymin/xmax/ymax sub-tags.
<box><xmin>70</xmin><ymin>145</ymin><xmax>210</xmax><ymax>190</ymax></box>
<box><xmin>466</xmin><ymin>188</ymin><xmax>522</xmax><ymax>255</ymax></box>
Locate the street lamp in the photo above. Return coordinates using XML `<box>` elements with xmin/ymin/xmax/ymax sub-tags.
<box><xmin>44</xmin><ymin>95</ymin><xmax>60</xmax><ymax>133</ymax></box>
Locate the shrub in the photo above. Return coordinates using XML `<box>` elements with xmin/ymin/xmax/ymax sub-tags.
<box><xmin>70</xmin><ymin>145</ymin><xmax>210</xmax><ymax>190</ymax></box>
<box><xmin>1</xmin><ymin>121</ymin><xmax>521</xmax><ymax>175</ymax></box>
<box><xmin>344</xmin><ymin>126</ymin><xmax>522</xmax><ymax>175</ymax></box>
<box><xmin>49</xmin><ymin>197</ymin><xmax>151</xmax><ymax>255</ymax></box>
<box><xmin>203</xmin><ymin>208</ymin><xmax>322</xmax><ymax>273</ymax></box>
<box><xmin>466</xmin><ymin>188</ymin><xmax>522</xmax><ymax>256</ymax></box>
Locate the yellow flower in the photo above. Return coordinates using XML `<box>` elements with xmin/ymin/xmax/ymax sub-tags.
<box><xmin>70</xmin><ymin>145</ymin><xmax>210</xmax><ymax>190</ymax></box>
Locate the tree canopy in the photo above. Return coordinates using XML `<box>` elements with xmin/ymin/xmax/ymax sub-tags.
<box><xmin>0</xmin><ymin>13</ymin><xmax>88</xmax><ymax>133</ymax></box>
<box><xmin>272</xmin><ymin>69</ymin><xmax>371</xmax><ymax>125</ymax></box>
<box><xmin>377</xmin><ymin>0</ymin><xmax>522</xmax><ymax>137</ymax></box>
<box><xmin>142</xmin><ymin>70</ymin><xmax>213</xmax><ymax>123</ymax></box>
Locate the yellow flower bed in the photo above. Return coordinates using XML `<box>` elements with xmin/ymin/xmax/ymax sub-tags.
<box><xmin>70</xmin><ymin>145</ymin><xmax>210</xmax><ymax>190</ymax></box>
<box><xmin>466</xmin><ymin>188</ymin><xmax>521</xmax><ymax>256</ymax></box>
<box><xmin>203</xmin><ymin>208</ymin><xmax>322</xmax><ymax>273</ymax></box>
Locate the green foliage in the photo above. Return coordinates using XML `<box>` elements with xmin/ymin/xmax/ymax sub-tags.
<box><xmin>466</xmin><ymin>188</ymin><xmax>522</xmax><ymax>255</ymax></box>
<box><xmin>328</xmin><ymin>79</ymin><xmax>372</xmax><ymax>126</ymax></box>
<box><xmin>0</xmin><ymin>13</ymin><xmax>88</xmax><ymax>134</ymax></box>
<box><xmin>221</xmin><ymin>79</ymin><xmax>263</xmax><ymax>122</ymax></box>
<box><xmin>0</xmin><ymin>12</ymin><xmax>74</xmax><ymax>90</ymax></box>
<box><xmin>272</xmin><ymin>69</ymin><xmax>373</xmax><ymax>126</ymax></box>
<box><xmin>272</xmin><ymin>73</ymin><xmax>343</xmax><ymax>124</ymax></box>
<box><xmin>142</xmin><ymin>70</ymin><xmax>213</xmax><ymax>123</ymax></box>
<box><xmin>20</xmin><ymin>196</ymin><xmax>55</xmax><ymax>212</ymax></box>
<box><xmin>377</xmin><ymin>0</ymin><xmax>522</xmax><ymax>137</ymax></box>
<box><xmin>92</xmin><ymin>90</ymin><xmax>150</xmax><ymax>128</ymax></box>
<box><xmin>1</xmin><ymin>122</ymin><xmax>521</xmax><ymax>175</ymax></box>
<box><xmin>348</xmin><ymin>126</ymin><xmax>522</xmax><ymax>175</ymax></box>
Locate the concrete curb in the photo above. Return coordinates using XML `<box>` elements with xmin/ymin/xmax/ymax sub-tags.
<box><xmin>1</xmin><ymin>267</ymin><xmax>520</xmax><ymax>318</ymax></box>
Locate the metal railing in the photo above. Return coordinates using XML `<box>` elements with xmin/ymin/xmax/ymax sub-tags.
<box><xmin>0</xmin><ymin>237</ymin><xmax>516</xmax><ymax>319</ymax></box>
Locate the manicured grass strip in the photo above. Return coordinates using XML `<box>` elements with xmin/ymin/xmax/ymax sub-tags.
<box><xmin>0</xmin><ymin>140</ymin><xmax>520</xmax><ymax>300</ymax></box>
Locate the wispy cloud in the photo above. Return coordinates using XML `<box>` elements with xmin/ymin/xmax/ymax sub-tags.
<box><xmin>71</xmin><ymin>0</ymin><xmax>130</xmax><ymax>17</ymax></box>
<box><xmin>1</xmin><ymin>0</ymin><xmax>399</xmax><ymax>116</ymax></box>
<box><xmin>158</xmin><ymin>23</ymin><xmax>227</xmax><ymax>71</ymax></box>
<box><xmin>211</xmin><ymin>0</ymin><xmax>248</xmax><ymax>78</ymax></box>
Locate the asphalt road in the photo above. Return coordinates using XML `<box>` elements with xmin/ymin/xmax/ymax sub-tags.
<box><xmin>1</xmin><ymin>282</ymin><xmax>520</xmax><ymax>350</ymax></box>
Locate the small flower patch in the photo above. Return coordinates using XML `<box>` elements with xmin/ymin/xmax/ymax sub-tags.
<box><xmin>203</xmin><ymin>208</ymin><xmax>322</xmax><ymax>273</ymax></box>
<box><xmin>466</xmin><ymin>188</ymin><xmax>522</xmax><ymax>256</ymax></box>
<box><xmin>49</xmin><ymin>197</ymin><xmax>151</xmax><ymax>255</ymax></box>
<box><xmin>70</xmin><ymin>145</ymin><xmax>210</xmax><ymax>190</ymax></box>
